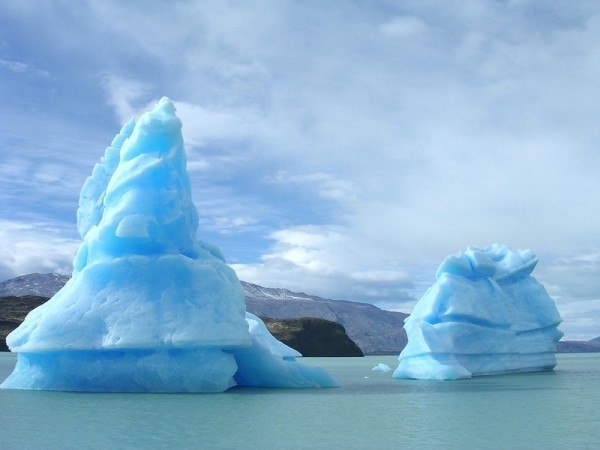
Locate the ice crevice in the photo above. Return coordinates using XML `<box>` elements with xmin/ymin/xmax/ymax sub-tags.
<box><xmin>428</xmin><ymin>314</ymin><xmax>511</xmax><ymax>329</ymax></box>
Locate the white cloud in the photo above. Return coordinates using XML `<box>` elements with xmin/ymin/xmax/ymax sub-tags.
<box><xmin>101</xmin><ymin>74</ymin><xmax>153</xmax><ymax>123</ymax></box>
<box><xmin>185</xmin><ymin>158</ymin><xmax>210</xmax><ymax>173</ymax></box>
<box><xmin>175</xmin><ymin>101</ymin><xmax>277</xmax><ymax>149</ymax></box>
<box><xmin>232</xmin><ymin>224</ymin><xmax>416</xmax><ymax>305</ymax></box>
<box><xmin>192</xmin><ymin>183</ymin><xmax>271</xmax><ymax>237</ymax></box>
<box><xmin>265</xmin><ymin>171</ymin><xmax>358</xmax><ymax>203</ymax></box>
<box><xmin>350</xmin><ymin>270</ymin><xmax>410</xmax><ymax>284</ymax></box>
<box><xmin>211</xmin><ymin>215</ymin><xmax>258</xmax><ymax>234</ymax></box>
<box><xmin>380</xmin><ymin>15</ymin><xmax>430</xmax><ymax>37</ymax></box>
<box><xmin>0</xmin><ymin>220</ymin><xmax>79</xmax><ymax>282</ymax></box>
<box><xmin>0</xmin><ymin>58</ymin><xmax>28</xmax><ymax>72</ymax></box>
<box><xmin>0</xmin><ymin>57</ymin><xmax>49</xmax><ymax>77</ymax></box>
<box><xmin>539</xmin><ymin>253</ymin><xmax>600</xmax><ymax>304</ymax></box>
<box><xmin>535</xmin><ymin>252</ymin><xmax>600</xmax><ymax>340</ymax></box>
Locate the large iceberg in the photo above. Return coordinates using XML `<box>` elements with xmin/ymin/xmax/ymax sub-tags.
<box><xmin>394</xmin><ymin>244</ymin><xmax>563</xmax><ymax>380</ymax></box>
<box><xmin>1</xmin><ymin>98</ymin><xmax>336</xmax><ymax>392</ymax></box>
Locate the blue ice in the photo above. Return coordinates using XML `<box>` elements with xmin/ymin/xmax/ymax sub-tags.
<box><xmin>394</xmin><ymin>244</ymin><xmax>563</xmax><ymax>380</ymax></box>
<box><xmin>1</xmin><ymin>98</ymin><xmax>336</xmax><ymax>392</ymax></box>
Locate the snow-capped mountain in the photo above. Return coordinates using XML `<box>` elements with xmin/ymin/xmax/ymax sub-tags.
<box><xmin>0</xmin><ymin>273</ymin><xmax>71</xmax><ymax>298</ymax></box>
<box><xmin>241</xmin><ymin>281</ymin><xmax>318</xmax><ymax>301</ymax></box>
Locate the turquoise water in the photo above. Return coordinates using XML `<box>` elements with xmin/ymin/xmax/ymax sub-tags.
<box><xmin>1</xmin><ymin>353</ymin><xmax>599</xmax><ymax>449</ymax></box>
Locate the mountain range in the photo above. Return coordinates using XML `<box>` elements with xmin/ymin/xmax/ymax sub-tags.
<box><xmin>0</xmin><ymin>273</ymin><xmax>71</xmax><ymax>298</ymax></box>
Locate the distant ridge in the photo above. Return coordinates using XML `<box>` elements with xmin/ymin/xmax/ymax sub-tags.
<box><xmin>0</xmin><ymin>295</ymin><xmax>49</xmax><ymax>352</ymax></box>
<box><xmin>557</xmin><ymin>340</ymin><xmax>600</xmax><ymax>353</ymax></box>
<box><xmin>263</xmin><ymin>317</ymin><xmax>364</xmax><ymax>357</ymax></box>
<box><xmin>0</xmin><ymin>273</ymin><xmax>70</xmax><ymax>298</ymax></box>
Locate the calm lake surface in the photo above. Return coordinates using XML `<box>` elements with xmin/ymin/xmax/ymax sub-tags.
<box><xmin>1</xmin><ymin>352</ymin><xmax>599</xmax><ymax>449</ymax></box>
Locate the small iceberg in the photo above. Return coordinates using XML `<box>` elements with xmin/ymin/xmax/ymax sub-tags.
<box><xmin>394</xmin><ymin>244</ymin><xmax>563</xmax><ymax>381</ymax></box>
<box><xmin>371</xmin><ymin>363</ymin><xmax>392</xmax><ymax>372</ymax></box>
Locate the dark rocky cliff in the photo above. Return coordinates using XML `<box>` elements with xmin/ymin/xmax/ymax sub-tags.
<box><xmin>263</xmin><ymin>317</ymin><xmax>363</xmax><ymax>357</ymax></box>
<box><xmin>0</xmin><ymin>295</ymin><xmax>49</xmax><ymax>352</ymax></box>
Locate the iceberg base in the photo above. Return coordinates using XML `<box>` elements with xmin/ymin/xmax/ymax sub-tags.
<box><xmin>0</xmin><ymin>348</ymin><xmax>238</xmax><ymax>393</ymax></box>
<box><xmin>233</xmin><ymin>341</ymin><xmax>338</xmax><ymax>388</ymax></box>
<box><xmin>393</xmin><ymin>352</ymin><xmax>558</xmax><ymax>380</ymax></box>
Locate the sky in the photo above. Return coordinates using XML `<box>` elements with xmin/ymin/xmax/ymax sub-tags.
<box><xmin>0</xmin><ymin>1</ymin><xmax>599</xmax><ymax>340</ymax></box>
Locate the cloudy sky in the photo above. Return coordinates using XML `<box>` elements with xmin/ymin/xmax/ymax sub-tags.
<box><xmin>1</xmin><ymin>1</ymin><xmax>599</xmax><ymax>340</ymax></box>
